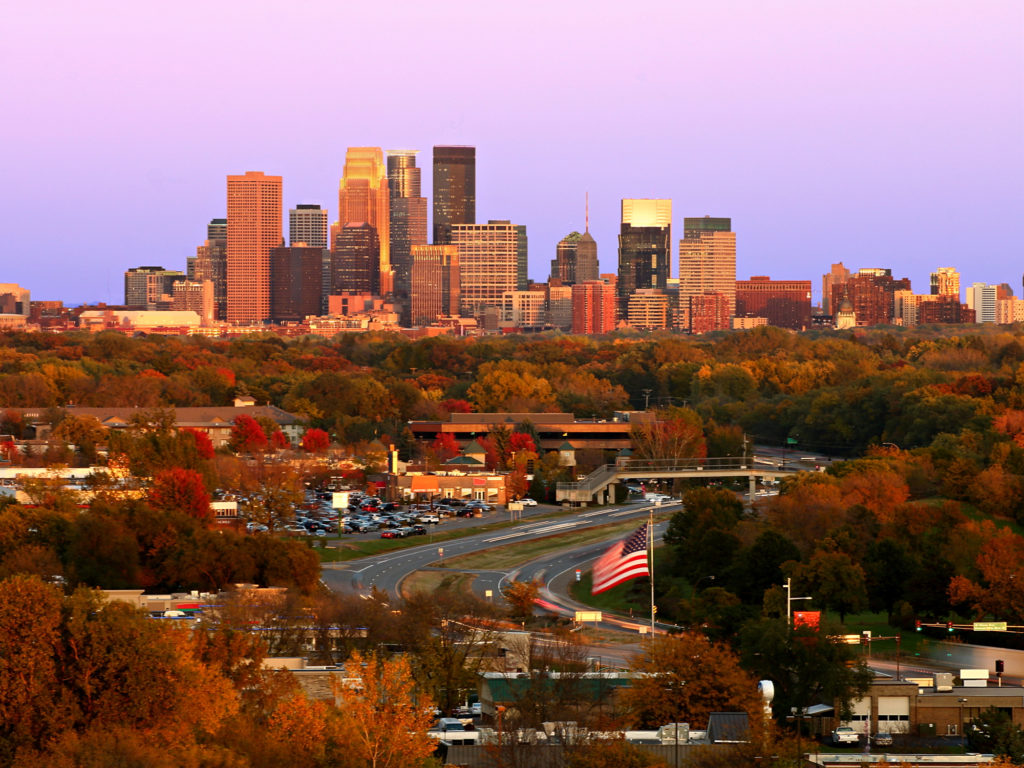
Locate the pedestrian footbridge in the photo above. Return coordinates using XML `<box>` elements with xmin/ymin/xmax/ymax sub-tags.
<box><xmin>555</xmin><ymin>456</ymin><xmax>802</xmax><ymax>505</ymax></box>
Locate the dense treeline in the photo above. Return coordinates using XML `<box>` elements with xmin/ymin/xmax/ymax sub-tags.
<box><xmin>1</xmin><ymin>325</ymin><xmax>1022</xmax><ymax>457</ymax></box>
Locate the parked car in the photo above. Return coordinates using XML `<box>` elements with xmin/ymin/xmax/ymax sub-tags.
<box><xmin>409</xmin><ymin>525</ymin><xmax>427</xmax><ymax>536</ymax></box>
<box><xmin>831</xmin><ymin>726</ymin><xmax>859</xmax><ymax>745</ymax></box>
<box><xmin>871</xmin><ymin>732</ymin><xmax>893</xmax><ymax>747</ymax></box>
<box><xmin>519</xmin><ymin>498</ymin><xmax>537</xmax><ymax>506</ymax></box>
<box><xmin>380</xmin><ymin>530</ymin><xmax>400</xmax><ymax>539</ymax></box>
<box><xmin>416</xmin><ymin>514</ymin><xmax>440</xmax><ymax>524</ymax></box>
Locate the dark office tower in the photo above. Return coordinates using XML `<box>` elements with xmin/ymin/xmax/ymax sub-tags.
<box><xmin>432</xmin><ymin>146</ymin><xmax>475</xmax><ymax>244</ymax></box>
<box><xmin>331</xmin><ymin>223</ymin><xmax>380</xmax><ymax>295</ymax></box>
<box><xmin>270</xmin><ymin>245</ymin><xmax>323</xmax><ymax>322</ymax></box>
<box><xmin>616</xmin><ymin>199</ymin><xmax>671</xmax><ymax>318</ymax></box>
<box><xmin>289</xmin><ymin>204</ymin><xmax>328</xmax><ymax>249</ymax></box>
<box><xmin>387</xmin><ymin>151</ymin><xmax>428</xmax><ymax>297</ymax></box>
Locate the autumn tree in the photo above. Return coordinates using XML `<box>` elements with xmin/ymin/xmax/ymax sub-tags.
<box><xmin>503</xmin><ymin>579</ymin><xmax>539</xmax><ymax>623</ymax></box>
<box><xmin>301</xmin><ymin>427</ymin><xmax>330</xmax><ymax>454</ymax></box>
<box><xmin>949</xmin><ymin>526</ymin><xmax>1024</xmax><ymax>622</ymax></box>
<box><xmin>148</xmin><ymin>468</ymin><xmax>213</xmax><ymax>525</ymax></box>
<box><xmin>427</xmin><ymin>431</ymin><xmax>460</xmax><ymax>466</ymax></box>
<box><xmin>467</xmin><ymin>360</ymin><xmax>556</xmax><ymax>412</ymax></box>
<box><xmin>400</xmin><ymin>588</ymin><xmax>499</xmax><ymax>716</ymax></box>
<box><xmin>630</xmin><ymin>407</ymin><xmax>706</xmax><ymax>462</ymax></box>
<box><xmin>230</xmin><ymin>414</ymin><xmax>268</xmax><ymax>453</ymax></box>
<box><xmin>624</xmin><ymin>632</ymin><xmax>761</xmax><ymax>729</ymax></box>
<box><xmin>332</xmin><ymin>652</ymin><xmax>436</xmax><ymax>768</ymax></box>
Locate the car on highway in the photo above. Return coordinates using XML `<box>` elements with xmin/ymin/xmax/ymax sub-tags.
<box><xmin>831</xmin><ymin>726</ymin><xmax>859</xmax><ymax>745</ymax></box>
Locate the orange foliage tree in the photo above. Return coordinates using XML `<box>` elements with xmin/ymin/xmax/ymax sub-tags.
<box><xmin>949</xmin><ymin>527</ymin><xmax>1024</xmax><ymax>622</ymax></box>
<box><xmin>623</xmin><ymin>632</ymin><xmax>761</xmax><ymax>729</ymax></box>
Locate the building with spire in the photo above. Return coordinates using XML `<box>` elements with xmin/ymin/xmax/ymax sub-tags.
<box><xmin>338</xmin><ymin>148</ymin><xmax>392</xmax><ymax>295</ymax></box>
<box><xmin>551</xmin><ymin>198</ymin><xmax>599</xmax><ymax>285</ymax></box>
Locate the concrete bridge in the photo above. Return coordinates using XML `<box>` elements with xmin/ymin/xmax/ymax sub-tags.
<box><xmin>555</xmin><ymin>455</ymin><xmax>804</xmax><ymax>505</ymax></box>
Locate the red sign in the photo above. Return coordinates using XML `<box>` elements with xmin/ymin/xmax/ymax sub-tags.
<box><xmin>793</xmin><ymin>611</ymin><xmax>821</xmax><ymax>630</ymax></box>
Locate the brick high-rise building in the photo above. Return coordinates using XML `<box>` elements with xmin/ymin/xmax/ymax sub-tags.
<box><xmin>124</xmin><ymin>266</ymin><xmax>185</xmax><ymax>308</ymax></box>
<box><xmin>387</xmin><ymin>151</ymin><xmax>428</xmax><ymax>297</ymax></box>
<box><xmin>617</xmin><ymin>199</ymin><xmax>671</xmax><ymax>318</ymax></box>
<box><xmin>920</xmin><ymin>295</ymin><xmax>975</xmax><ymax>324</ymax></box>
<box><xmin>270</xmin><ymin>245</ymin><xmax>323</xmax><ymax>322</ymax></box>
<box><xmin>226</xmin><ymin>171</ymin><xmax>282</xmax><ymax>324</ymax></box>
<box><xmin>822</xmin><ymin>262</ymin><xmax>851</xmax><ymax>315</ymax></box>
<box><xmin>433</xmin><ymin>146</ymin><xmax>475</xmax><ymax>245</ymax></box>
<box><xmin>735</xmin><ymin>276</ymin><xmax>812</xmax><ymax>330</ymax></box>
<box><xmin>679</xmin><ymin>216</ymin><xmax>736</xmax><ymax>317</ymax></box>
<box><xmin>451</xmin><ymin>221</ymin><xmax>520</xmax><ymax>319</ymax></box>
<box><xmin>688</xmin><ymin>291</ymin><xmax>731</xmax><ymax>334</ymax></box>
<box><xmin>338</xmin><ymin>148</ymin><xmax>392</xmax><ymax>295</ymax></box>
<box><xmin>830</xmin><ymin>268</ymin><xmax>910</xmax><ymax>327</ymax></box>
<box><xmin>408</xmin><ymin>244</ymin><xmax>460</xmax><ymax>326</ymax></box>
<box><xmin>332</xmin><ymin>223</ymin><xmax>381</xmax><ymax>296</ymax></box>
<box><xmin>571</xmin><ymin>280</ymin><xmax>616</xmax><ymax>335</ymax></box>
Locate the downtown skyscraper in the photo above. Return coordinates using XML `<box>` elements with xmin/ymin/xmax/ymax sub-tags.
<box><xmin>338</xmin><ymin>148</ymin><xmax>392</xmax><ymax>295</ymax></box>
<box><xmin>226</xmin><ymin>171</ymin><xmax>282</xmax><ymax>324</ymax></box>
<box><xmin>678</xmin><ymin>216</ymin><xmax>737</xmax><ymax>317</ymax></box>
<box><xmin>616</xmin><ymin>199</ymin><xmax>671</xmax><ymax>318</ymax></box>
<box><xmin>433</xmin><ymin>146</ymin><xmax>475</xmax><ymax>245</ymax></box>
<box><xmin>387</xmin><ymin>150</ymin><xmax>428</xmax><ymax>297</ymax></box>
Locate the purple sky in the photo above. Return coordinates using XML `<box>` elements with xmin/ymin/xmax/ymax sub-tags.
<box><xmin>5</xmin><ymin>1</ymin><xmax>1022</xmax><ymax>305</ymax></box>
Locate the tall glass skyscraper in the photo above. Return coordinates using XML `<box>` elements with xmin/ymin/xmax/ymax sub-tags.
<box><xmin>387</xmin><ymin>151</ymin><xmax>428</xmax><ymax>297</ymax></box>
<box><xmin>432</xmin><ymin>146</ymin><xmax>475</xmax><ymax>245</ymax></box>
<box><xmin>616</xmin><ymin>199</ymin><xmax>671</xmax><ymax>318</ymax></box>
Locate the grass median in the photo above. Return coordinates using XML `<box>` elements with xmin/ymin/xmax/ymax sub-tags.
<box><xmin>317</xmin><ymin>506</ymin><xmax>584</xmax><ymax>562</ymax></box>
<box><xmin>436</xmin><ymin>513</ymin><xmax>672</xmax><ymax>571</ymax></box>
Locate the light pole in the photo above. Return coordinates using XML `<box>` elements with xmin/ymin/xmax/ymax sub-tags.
<box><xmin>785</xmin><ymin>577</ymin><xmax>811</xmax><ymax>627</ymax></box>
<box><xmin>642</xmin><ymin>389</ymin><xmax>652</xmax><ymax>410</ymax></box>
<box><xmin>958</xmin><ymin>697</ymin><xmax>968</xmax><ymax>752</ymax></box>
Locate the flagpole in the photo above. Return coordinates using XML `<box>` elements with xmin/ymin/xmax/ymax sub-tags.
<box><xmin>649</xmin><ymin>510</ymin><xmax>655</xmax><ymax>634</ymax></box>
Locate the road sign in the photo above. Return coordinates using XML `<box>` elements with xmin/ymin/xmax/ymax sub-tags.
<box><xmin>574</xmin><ymin>611</ymin><xmax>602</xmax><ymax>623</ymax></box>
<box><xmin>973</xmin><ymin>621</ymin><xmax>1008</xmax><ymax>632</ymax></box>
<box><xmin>575</xmin><ymin>569</ymin><xmax>581</xmax><ymax>582</ymax></box>
<box><xmin>786</xmin><ymin>437</ymin><xmax>798</xmax><ymax>445</ymax></box>
<box><xmin>508</xmin><ymin>502</ymin><xmax>523</xmax><ymax>512</ymax></box>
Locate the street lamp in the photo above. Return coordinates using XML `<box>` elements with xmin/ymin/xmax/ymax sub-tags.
<box><xmin>785</xmin><ymin>577</ymin><xmax>811</xmax><ymax>627</ymax></box>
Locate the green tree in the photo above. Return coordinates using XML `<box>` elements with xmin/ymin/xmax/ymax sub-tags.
<box><xmin>968</xmin><ymin>707</ymin><xmax>1024</xmax><ymax>762</ymax></box>
<box><xmin>789</xmin><ymin>546</ymin><xmax>868</xmax><ymax>623</ymax></box>
<box><xmin>738</xmin><ymin>617</ymin><xmax>872</xmax><ymax>721</ymax></box>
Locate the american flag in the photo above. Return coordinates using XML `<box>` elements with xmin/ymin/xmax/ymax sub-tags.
<box><xmin>591</xmin><ymin>525</ymin><xmax>649</xmax><ymax>594</ymax></box>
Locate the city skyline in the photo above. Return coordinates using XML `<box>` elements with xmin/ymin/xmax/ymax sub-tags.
<box><xmin>4</xmin><ymin>1</ymin><xmax>1021</xmax><ymax>303</ymax></box>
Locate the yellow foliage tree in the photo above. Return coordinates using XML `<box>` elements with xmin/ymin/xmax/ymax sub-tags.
<box><xmin>332</xmin><ymin>652</ymin><xmax>436</xmax><ymax>768</ymax></box>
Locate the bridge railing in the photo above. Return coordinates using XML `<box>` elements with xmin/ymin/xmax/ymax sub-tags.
<box><xmin>555</xmin><ymin>456</ymin><xmax>756</xmax><ymax>495</ymax></box>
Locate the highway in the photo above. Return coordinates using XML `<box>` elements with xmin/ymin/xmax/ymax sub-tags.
<box><xmin>320</xmin><ymin>500</ymin><xmax>675</xmax><ymax>606</ymax></box>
